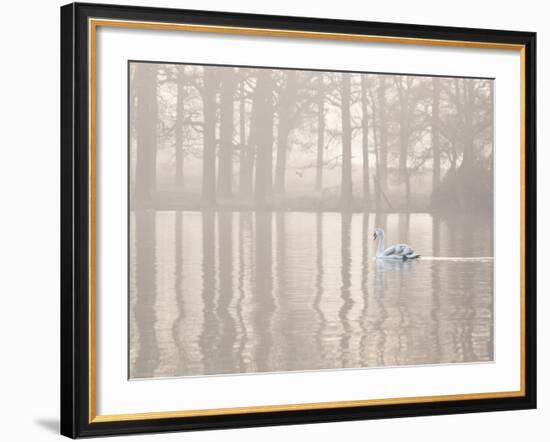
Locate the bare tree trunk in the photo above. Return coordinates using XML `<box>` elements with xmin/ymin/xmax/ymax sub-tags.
<box><xmin>315</xmin><ymin>74</ymin><xmax>325</xmax><ymax>193</ymax></box>
<box><xmin>399</xmin><ymin>136</ymin><xmax>411</xmax><ymax>207</ymax></box>
<box><xmin>377</xmin><ymin>76</ymin><xmax>388</xmax><ymax>192</ymax></box>
<box><xmin>238</xmin><ymin>80</ymin><xmax>253</xmax><ymax>198</ymax></box>
<box><xmin>341</xmin><ymin>73</ymin><xmax>353</xmax><ymax>209</ymax></box>
<box><xmin>175</xmin><ymin>66</ymin><xmax>185</xmax><ymax>187</ymax></box>
<box><xmin>218</xmin><ymin>67</ymin><xmax>236</xmax><ymax>199</ymax></box>
<box><xmin>403</xmin><ymin>170</ymin><xmax>411</xmax><ymax>209</ymax></box>
<box><xmin>274</xmin><ymin>71</ymin><xmax>297</xmax><ymax>194</ymax></box>
<box><xmin>361</xmin><ymin>75</ymin><xmax>370</xmax><ymax>206</ymax></box>
<box><xmin>368</xmin><ymin>83</ymin><xmax>382</xmax><ymax>210</ymax></box>
<box><xmin>201</xmin><ymin>68</ymin><xmax>218</xmax><ymax>205</ymax></box>
<box><xmin>432</xmin><ymin>77</ymin><xmax>441</xmax><ymax>194</ymax></box>
<box><xmin>488</xmin><ymin>81</ymin><xmax>494</xmax><ymax>172</ymax></box>
<box><xmin>449</xmin><ymin>78</ymin><xmax>461</xmax><ymax>174</ymax></box>
<box><xmin>397</xmin><ymin>79</ymin><xmax>410</xmax><ymax>207</ymax></box>
<box><xmin>251</xmin><ymin>70</ymin><xmax>274</xmax><ymax>206</ymax></box>
<box><xmin>461</xmin><ymin>79</ymin><xmax>474</xmax><ymax>173</ymax></box>
<box><xmin>135</xmin><ymin>64</ymin><xmax>158</xmax><ymax>202</ymax></box>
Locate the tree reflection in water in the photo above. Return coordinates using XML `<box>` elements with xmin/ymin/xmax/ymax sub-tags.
<box><xmin>129</xmin><ymin>211</ymin><xmax>494</xmax><ymax>378</ymax></box>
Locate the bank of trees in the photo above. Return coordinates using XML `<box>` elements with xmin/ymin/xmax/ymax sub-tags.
<box><xmin>130</xmin><ymin>63</ymin><xmax>494</xmax><ymax>212</ymax></box>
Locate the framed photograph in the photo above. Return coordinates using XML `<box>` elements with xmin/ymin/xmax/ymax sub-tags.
<box><xmin>60</xmin><ymin>2</ymin><xmax>536</xmax><ymax>438</ymax></box>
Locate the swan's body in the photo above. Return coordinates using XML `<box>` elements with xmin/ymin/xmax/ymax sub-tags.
<box><xmin>373</xmin><ymin>228</ymin><xmax>420</xmax><ymax>260</ymax></box>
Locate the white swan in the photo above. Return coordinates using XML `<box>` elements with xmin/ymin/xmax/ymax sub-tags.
<box><xmin>373</xmin><ymin>228</ymin><xmax>420</xmax><ymax>260</ymax></box>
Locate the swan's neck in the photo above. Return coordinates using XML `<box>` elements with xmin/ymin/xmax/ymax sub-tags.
<box><xmin>376</xmin><ymin>236</ymin><xmax>385</xmax><ymax>257</ymax></box>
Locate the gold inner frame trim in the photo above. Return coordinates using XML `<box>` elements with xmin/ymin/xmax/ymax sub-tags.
<box><xmin>88</xmin><ymin>17</ymin><xmax>527</xmax><ymax>424</ymax></box>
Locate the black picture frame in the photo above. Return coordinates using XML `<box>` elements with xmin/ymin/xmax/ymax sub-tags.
<box><xmin>61</xmin><ymin>2</ymin><xmax>536</xmax><ymax>438</ymax></box>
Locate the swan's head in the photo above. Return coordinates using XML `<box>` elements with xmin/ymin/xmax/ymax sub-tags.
<box><xmin>373</xmin><ymin>228</ymin><xmax>385</xmax><ymax>240</ymax></box>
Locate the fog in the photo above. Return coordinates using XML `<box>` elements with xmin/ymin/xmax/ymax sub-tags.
<box><xmin>128</xmin><ymin>62</ymin><xmax>494</xmax><ymax>378</ymax></box>
<box><xmin>129</xmin><ymin>62</ymin><xmax>494</xmax><ymax>213</ymax></box>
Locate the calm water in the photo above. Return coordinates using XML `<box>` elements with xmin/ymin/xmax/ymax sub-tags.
<box><xmin>129</xmin><ymin>211</ymin><xmax>493</xmax><ymax>379</ymax></box>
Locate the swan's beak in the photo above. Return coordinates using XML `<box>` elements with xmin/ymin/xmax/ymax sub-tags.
<box><xmin>373</xmin><ymin>233</ymin><xmax>377</xmax><ymax>240</ymax></box>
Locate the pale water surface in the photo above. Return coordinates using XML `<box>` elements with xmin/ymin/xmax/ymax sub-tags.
<box><xmin>129</xmin><ymin>211</ymin><xmax>493</xmax><ymax>379</ymax></box>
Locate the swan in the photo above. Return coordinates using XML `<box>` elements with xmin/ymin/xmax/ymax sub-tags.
<box><xmin>373</xmin><ymin>228</ymin><xmax>420</xmax><ymax>260</ymax></box>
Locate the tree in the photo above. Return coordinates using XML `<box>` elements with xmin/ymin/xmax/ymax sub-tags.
<box><xmin>377</xmin><ymin>75</ymin><xmax>388</xmax><ymax>192</ymax></box>
<box><xmin>432</xmin><ymin>78</ymin><xmax>494</xmax><ymax>211</ymax></box>
<box><xmin>217</xmin><ymin>67</ymin><xmax>237</xmax><ymax>198</ymax></box>
<box><xmin>134</xmin><ymin>63</ymin><xmax>158</xmax><ymax>202</ymax></box>
<box><xmin>460</xmin><ymin>79</ymin><xmax>475</xmax><ymax>174</ymax></box>
<box><xmin>274</xmin><ymin>70</ymin><xmax>298</xmax><ymax>194</ymax></box>
<box><xmin>395</xmin><ymin>76</ymin><xmax>427</xmax><ymax>208</ymax></box>
<box><xmin>366</xmin><ymin>76</ymin><xmax>382</xmax><ymax>210</ymax></box>
<box><xmin>251</xmin><ymin>70</ymin><xmax>274</xmax><ymax>206</ymax></box>
<box><xmin>340</xmin><ymin>73</ymin><xmax>353</xmax><ymax>208</ymax></box>
<box><xmin>360</xmin><ymin>75</ymin><xmax>370</xmax><ymax>205</ymax></box>
<box><xmin>431</xmin><ymin>77</ymin><xmax>441</xmax><ymax>194</ymax></box>
<box><xmin>174</xmin><ymin>65</ymin><xmax>185</xmax><ymax>187</ymax></box>
<box><xmin>201</xmin><ymin>67</ymin><xmax>218</xmax><ymax>205</ymax></box>
<box><xmin>395</xmin><ymin>77</ymin><xmax>412</xmax><ymax>206</ymax></box>
<box><xmin>237</xmin><ymin>72</ymin><xmax>254</xmax><ymax>198</ymax></box>
<box><xmin>139</xmin><ymin>61</ymin><xmax>494</xmax><ymax>213</ymax></box>
<box><xmin>314</xmin><ymin>74</ymin><xmax>326</xmax><ymax>194</ymax></box>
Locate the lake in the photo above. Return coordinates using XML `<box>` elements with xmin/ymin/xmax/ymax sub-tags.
<box><xmin>129</xmin><ymin>211</ymin><xmax>493</xmax><ymax>379</ymax></box>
